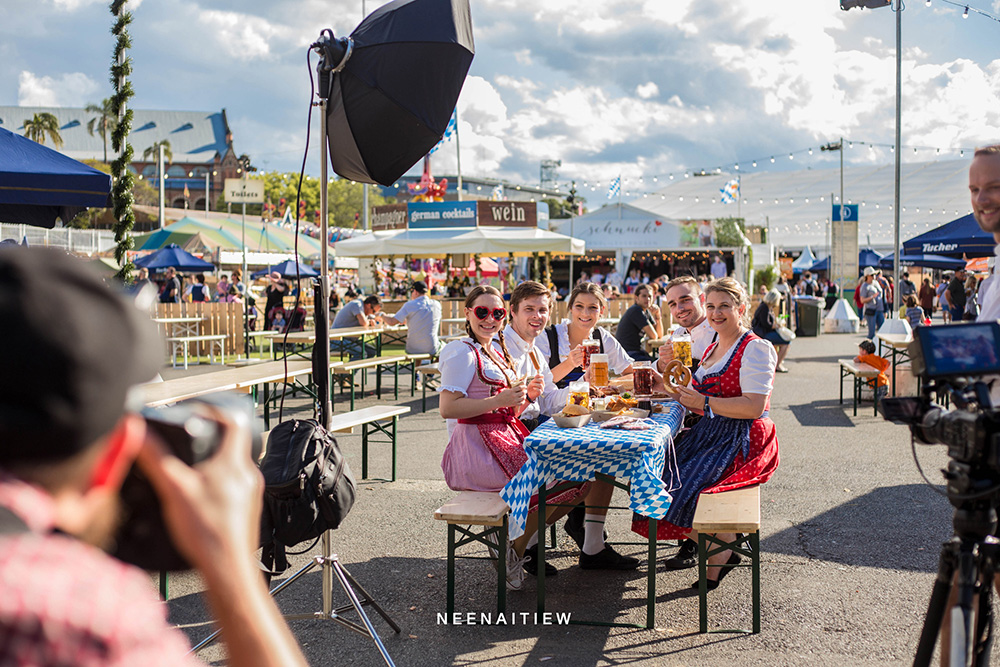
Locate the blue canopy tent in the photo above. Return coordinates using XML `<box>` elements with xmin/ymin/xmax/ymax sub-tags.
<box><xmin>251</xmin><ymin>259</ymin><xmax>319</xmax><ymax>279</ymax></box>
<box><xmin>134</xmin><ymin>244</ymin><xmax>214</xmax><ymax>272</ymax></box>
<box><xmin>879</xmin><ymin>251</ymin><xmax>966</xmax><ymax>271</ymax></box>
<box><xmin>0</xmin><ymin>126</ymin><xmax>111</xmax><ymax>228</ymax></box>
<box><xmin>902</xmin><ymin>214</ymin><xmax>994</xmax><ymax>258</ymax></box>
<box><xmin>810</xmin><ymin>247</ymin><xmax>884</xmax><ymax>274</ymax></box>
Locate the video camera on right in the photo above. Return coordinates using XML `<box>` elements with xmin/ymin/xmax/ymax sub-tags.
<box><xmin>880</xmin><ymin>322</ymin><xmax>1000</xmax><ymax>465</ymax></box>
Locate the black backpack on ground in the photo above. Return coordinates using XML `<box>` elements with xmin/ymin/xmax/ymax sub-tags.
<box><xmin>258</xmin><ymin>419</ymin><xmax>357</xmax><ymax>575</ymax></box>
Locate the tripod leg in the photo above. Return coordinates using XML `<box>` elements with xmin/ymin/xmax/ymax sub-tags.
<box><xmin>330</xmin><ymin>557</ymin><xmax>396</xmax><ymax>667</ymax></box>
<box><xmin>914</xmin><ymin>540</ymin><xmax>958</xmax><ymax>667</ymax></box>
<box><xmin>338</xmin><ymin>563</ymin><xmax>402</xmax><ymax>633</ymax></box>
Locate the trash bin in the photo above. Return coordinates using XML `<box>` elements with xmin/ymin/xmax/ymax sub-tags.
<box><xmin>795</xmin><ymin>297</ymin><xmax>824</xmax><ymax>337</ymax></box>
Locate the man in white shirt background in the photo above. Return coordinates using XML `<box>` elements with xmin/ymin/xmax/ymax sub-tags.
<box><xmin>657</xmin><ymin>276</ymin><xmax>717</xmax><ymax>373</ymax></box>
<box><xmin>380</xmin><ymin>281</ymin><xmax>442</xmax><ymax>357</ymax></box>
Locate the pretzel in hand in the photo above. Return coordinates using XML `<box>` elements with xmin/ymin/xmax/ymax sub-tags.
<box><xmin>662</xmin><ymin>360</ymin><xmax>693</xmax><ymax>396</ymax></box>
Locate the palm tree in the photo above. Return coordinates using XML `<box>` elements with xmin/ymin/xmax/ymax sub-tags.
<box><xmin>142</xmin><ymin>139</ymin><xmax>172</xmax><ymax>164</ymax></box>
<box><xmin>143</xmin><ymin>140</ymin><xmax>173</xmax><ymax>187</ymax></box>
<box><xmin>85</xmin><ymin>98</ymin><xmax>118</xmax><ymax>163</ymax></box>
<box><xmin>22</xmin><ymin>113</ymin><xmax>63</xmax><ymax>148</ymax></box>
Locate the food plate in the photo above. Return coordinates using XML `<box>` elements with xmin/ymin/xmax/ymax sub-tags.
<box><xmin>622</xmin><ymin>408</ymin><xmax>649</xmax><ymax>419</ymax></box>
<box><xmin>552</xmin><ymin>413</ymin><xmax>592</xmax><ymax>428</ymax></box>
<box><xmin>589</xmin><ymin>409</ymin><xmax>619</xmax><ymax>423</ymax></box>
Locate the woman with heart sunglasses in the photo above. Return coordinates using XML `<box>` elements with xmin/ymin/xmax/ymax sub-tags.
<box><xmin>438</xmin><ymin>285</ymin><xmax>559</xmax><ymax>591</ymax></box>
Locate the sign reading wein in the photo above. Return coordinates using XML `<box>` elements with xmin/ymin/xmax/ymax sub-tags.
<box><xmin>477</xmin><ymin>201</ymin><xmax>537</xmax><ymax>227</ymax></box>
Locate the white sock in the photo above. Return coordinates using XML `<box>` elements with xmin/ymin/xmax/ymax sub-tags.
<box><xmin>526</xmin><ymin>532</ymin><xmax>539</xmax><ymax>549</ymax></box>
<box><xmin>582</xmin><ymin>513</ymin><xmax>606</xmax><ymax>556</ymax></box>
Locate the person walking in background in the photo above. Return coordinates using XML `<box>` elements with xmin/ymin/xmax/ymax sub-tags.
<box><xmin>936</xmin><ymin>274</ymin><xmax>952</xmax><ymax>323</ymax></box>
<box><xmin>263</xmin><ymin>271</ymin><xmax>287</xmax><ymax>330</ymax></box>
<box><xmin>185</xmin><ymin>273</ymin><xmax>208</xmax><ymax>303</ymax></box>
<box><xmin>945</xmin><ymin>268</ymin><xmax>968</xmax><ymax>323</ymax></box>
<box><xmin>215</xmin><ymin>274</ymin><xmax>230</xmax><ymax>301</ymax></box>
<box><xmin>904</xmin><ymin>295</ymin><xmax>927</xmax><ymax>328</ymax></box>
<box><xmin>614</xmin><ymin>284</ymin><xmax>663</xmax><ymax>362</ymax></box>
<box><xmin>918</xmin><ymin>277</ymin><xmax>936</xmax><ymax>318</ymax></box>
<box><xmin>159</xmin><ymin>267</ymin><xmax>181</xmax><ymax>303</ymax></box>
<box><xmin>964</xmin><ymin>273</ymin><xmax>980</xmax><ymax>320</ymax></box>
<box><xmin>752</xmin><ymin>289</ymin><xmax>791</xmax><ymax>373</ymax></box>
<box><xmin>858</xmin><ymin>267</ymin><xmax>883</xmax><ymax>340</ymax></box>
<box><xmin>710</xmin><ymin>255</ymin><xmax>727</xmax><ymax>280</ymax></box>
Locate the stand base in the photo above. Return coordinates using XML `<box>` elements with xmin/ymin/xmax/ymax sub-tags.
<box><xmin>190</xmin><ymin>532</ymin><xmax>400</xmax><ymax>667</ymax></box>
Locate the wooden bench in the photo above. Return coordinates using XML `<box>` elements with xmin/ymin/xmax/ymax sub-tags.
<box><xmin>166</xmin><ymin>334</ymin><xmax>227</xmax><ymax>369</ymax></box>
<box><xmin>328</xmin><ymin>405</ymin><xmax>410</xmax><ymax>481</ymax></box>
<box><xmin>692</xmin><ymin>485</ymin><xmax>762</xmax><ymax>634</ymax></box>
<box><xmin>398</xmin><ymin>352</ymin><xmax>434</xmax><ymax>397</ymax></box>
<box><xmin>418</xmin><ymin>363</ymin><xmax>440</xmax><ymax>413</ymax></box>
<box><xmin>433</xmin><ymin>491</ymin><xmax>510</xmax><ymax>616</ymax></box>
<box><xmin>839</xmin><ymin>358</ymin><xmax>881</xmax><ymax>417</ymax></box>
<box><xmin>333</xmin><ymin>355</ymin><xmax>401</xmax><ymax>411</ymax></box>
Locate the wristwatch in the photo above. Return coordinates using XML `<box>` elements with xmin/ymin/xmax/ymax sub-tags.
<box><xmin>703</xmin><ymin>395</ymin><xmax>714</xmax><ymax>419</ymax></box>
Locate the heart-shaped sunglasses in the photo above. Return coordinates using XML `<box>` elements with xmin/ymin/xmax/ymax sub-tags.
<box><xmin>472</xmin><ymin>306</ymin><xmax>506</xmax><ymax>322</ymax></box>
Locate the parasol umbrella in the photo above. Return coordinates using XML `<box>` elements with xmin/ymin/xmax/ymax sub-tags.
<box><xmin>251</xmin><ymin>259</ymin><xmax>319</xmax><ymax>279</ymax></box>
<box><xmin>321</xmin><ymin>0</ymin><xmax>475</xmax><ymax>186</ymax></box>
<box><xmin>134</xmin><ymin>244</ymin><xmax>214</xmax><ymax>272</ymax></box>
<box><xmin>0</xmin><ymin>126</ymin><xmax>111</xmax><ymax>228</ymax></box>
<box><xmin>858</xmin><ymin>247</ymin><xmax>884</xmax><ymax>268</ymax></box>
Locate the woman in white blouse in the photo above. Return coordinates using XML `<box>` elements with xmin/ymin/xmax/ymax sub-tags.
<box><xmin>438</xmin><ymin>285</ymin><xmax>586</xmax><ymax>588</ymax></box>
<box><xmin>536</xmin><ymin>282</ymin><xmax>634</xmax><ymax>388</ymax></box>
<box><xmin>632</xmin><ymin>277</ymin><xmax>780</xmax><ymax>590</ymax></box>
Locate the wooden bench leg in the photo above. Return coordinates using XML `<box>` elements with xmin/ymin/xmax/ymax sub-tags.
<box><xmin>391</xmin><ymin>415</ymin><xmax>398</xmax><ymax>481</ymax></box>
<box><xmin>446</xmin><ymin>523</ymin><xmax>456</xmax><ymax>617</ymax></box>
<box><xmin>361</xmin><ymin>419</ymin><xmax>369</xmax><ymax>480</ymax></box>
<box><xmin>445</xmin><ymin>518</ymin><xmax>508</xmax><ymax>617</ymax></box>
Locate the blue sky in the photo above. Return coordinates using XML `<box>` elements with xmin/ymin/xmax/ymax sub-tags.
<box><xmin>2</xmin><ymin>0</ymin><xmax>999</xmax><ymax>206</ymax></box>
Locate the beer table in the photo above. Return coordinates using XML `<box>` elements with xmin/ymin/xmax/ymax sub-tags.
<box><xmin>876</xmin><ymin>332</ymin><xmax>912</xmax><ymax>397</ymax></box>
<box><xmin>501</xmin><ymin>401</ymin><xmax>686</xmax><ymax>628</ymax></box>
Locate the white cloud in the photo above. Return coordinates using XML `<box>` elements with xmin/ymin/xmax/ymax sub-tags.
<box><xmin>17</xmin><ymin>71</ymin><xmax>98</xmax><ymax>106</ymax></box>
<box><xmin>636</xmin><ymin>82</ymin><xmax>658</xmax><ymax>99</ymax></box>
<box><xmin>198</xmin><ymin>9</ymin><xmax>298</xmax><ymax>62</ymax></box>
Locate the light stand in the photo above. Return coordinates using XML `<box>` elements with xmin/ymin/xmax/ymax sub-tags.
<box><xmin>193</xmin><ymin>33</ymin><xmax>400</xmax><ymax>667</ymax></box>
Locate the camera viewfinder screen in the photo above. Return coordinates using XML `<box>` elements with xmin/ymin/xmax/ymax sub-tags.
<box><xmin>918</xmin><ymin>322</ymin><xmax>1000</xmax><ymax>379</ymax></box>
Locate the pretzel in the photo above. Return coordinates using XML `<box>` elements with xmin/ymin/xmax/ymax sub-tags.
<box><xmin>663</xmin><ymin>360</ymin><xmax>692</xmax><ymax>395</ymax></box>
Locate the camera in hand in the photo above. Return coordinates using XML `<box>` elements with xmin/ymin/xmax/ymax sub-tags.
<box><xmin>880</xmin><ymin>322</ymin><xmax>1000</xmax><ymax>466</ymax></box>
<box><xmin>110</xmin><ymin>394</ymin><xmax>262</xmax><ymax>572</ymax></box>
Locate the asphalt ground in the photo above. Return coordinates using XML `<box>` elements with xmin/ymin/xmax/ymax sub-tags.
<box><xmin>158</xmin><ymin>326</ymin><xmax>960</xmax><ymax>667</ymax></box>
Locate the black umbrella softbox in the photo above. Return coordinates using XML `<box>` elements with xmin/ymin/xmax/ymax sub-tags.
<box><xmin>325</xmin><ymin>0</ymin><xmax>474</xmax><ymax>186</ymax></box>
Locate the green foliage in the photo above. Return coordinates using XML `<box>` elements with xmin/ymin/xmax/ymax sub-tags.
<box><xmin>142</xmin><ymin>139</ymin><xmax>172</xmax><ymax>164</ymax></box>
<box><xmin>754</xmin><ymin>264</ymin><xmax>779</xmax><ymax>294</ymax></box>
<box><xmin>110</xmin><ymin>0</ymin><xmax>136</xmax><ymax>283</ymax></box>
<box><xmin>543</xmin><ymin>197</ymin><xmax>573</xmax><ymax>219</ymax></box>
<box><xmin>238</xmin><ymin>172</ymin><xmax>392</xmax><ymax>227</ymax></box>
<box><xmin>23</xmin><ymin>113</ymin><xmax>63</xmax><ymax>148</ymax></box>
<box><xmin>713</xmin><ymin>217</ymin><xmax>748</xmax><ymax>248</ymax></box>
<box><xmin>85</xmin><ymin>98</ymin><xmax>117</xmax><ymax>163</ymax></box>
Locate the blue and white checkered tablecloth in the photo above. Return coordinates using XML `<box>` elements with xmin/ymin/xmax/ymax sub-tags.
<box><xmin>501</xmin><ymin>401</ymin><xmax>686</xmax><ymax>539</ymax></box>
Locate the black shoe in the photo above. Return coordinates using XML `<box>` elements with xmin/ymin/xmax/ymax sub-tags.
<box><xmin>579</xmin><ymin>545</ymin><xmax>640</xmax><ymax>570</ymax></box>
<box><xmin>691</xmin><ymin>552</ymin><xmax>741</xmax><ymax>591</ymax></box>
<box><xmin>564</xmin><ymin>507</ymin><xmax>608</xmax><ymax>550</ymax></box>
<box><xmin>663</xmin><ymin>538</ymin><xmax>698</xmax><ymax>570</ymax></box>
<box><xmin>523</xmin><ymin>545</ymin><xmax>558</xmax><ymax>577</ymax></box>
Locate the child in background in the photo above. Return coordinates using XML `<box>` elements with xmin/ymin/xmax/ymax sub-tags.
<box><xmin>855</xmin><ymin>339</ymin><xmax>890</xmax><ymax>400</ymax></box>
<box><xmin>903</xmin><ymin>295</ymin><xmax>927</xmax><ymax>328</ymax></box>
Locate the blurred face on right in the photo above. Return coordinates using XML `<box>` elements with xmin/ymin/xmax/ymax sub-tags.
<box><xmin>665</xmin><ymin>283</ymin><xmax>705</xmax><ymax>329</ymax></box>
<box><xmin>970</xmin><ymin>151</ymin><xmax>1000</xmax><ymax>239</ymax></box>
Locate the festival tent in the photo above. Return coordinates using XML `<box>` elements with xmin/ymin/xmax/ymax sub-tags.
<box><xmin>133</xmin><ymin>227</ymin><xmax>240</xmax><ymax>252</ymax></box>
<box><xmin>333</xmin><ymin>226</ymin><xmax>585</xmax><ymax>258</ymax></box>
<box><xmin>810</xmin><ymin>247</ymin><xmax>885</xmax><ymax>273</ymax></box>
<box><xmin>0</xmin><ymin>126</ymin><xmax>111</xmax><ymax>228</ymax></box>
<box><xmin>791</xmin><ymin>246</ymin><xmax>817</xmax><ymax>273</ymax></box>
<box><xmin>902</xmin><ymin>214</ymin><xmax>994</xmax><ymax>258</ymax></box>
<box><xmin>878</xmin><ymin>251</ymin><xmax>966</xmax><ymax>271</ymax></box>
<box><xmin>134</xmin><ymin>244</ymin><xmax>214</xmax><ymax>272</ymax></box>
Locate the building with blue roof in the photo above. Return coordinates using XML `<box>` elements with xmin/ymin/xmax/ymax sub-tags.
<box><xmin>0</xmin><ymin>106</ymin><xmax>244</xmax><ymax>211</ymax></box>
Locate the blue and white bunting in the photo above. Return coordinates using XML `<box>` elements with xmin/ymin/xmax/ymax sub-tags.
<box><xmin>428</xmin><ymin>109</ymin><xmax>458</xmax><ymax>155</ymax></box>
<box><xmin>719</xmin><ymin>177</ymin><xmax>740</xmax><ymax>204</ymax></box>
<box><xmin>606</xmin><ymin>175</ymin><xmax>621</xmax><ymax>200</ymax></box>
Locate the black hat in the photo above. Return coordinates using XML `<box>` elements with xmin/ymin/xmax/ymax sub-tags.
<box><xmin>411</xmin><ymin>280</ymin><xmax>427</xmax><ymax>294</ymax></box>
<box><xmin>0</xmin><ymin>248</ymin><xmax>162</xmax><ymax>465</ymax></box>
